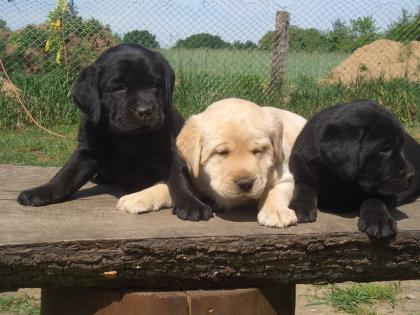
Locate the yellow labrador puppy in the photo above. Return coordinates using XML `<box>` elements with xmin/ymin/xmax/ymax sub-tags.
<box><xmin>117</xmin><ymin>98</ymin><xmax>306</xmax><ymax>228</ymax></box>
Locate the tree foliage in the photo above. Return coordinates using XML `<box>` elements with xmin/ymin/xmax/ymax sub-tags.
<box><xmin>258</xmin><ymin>31</ymin><xmax>274</xmax><ymax>51</ymax></box>
<box><xmin>232</xmin><ymin>40</ymin><xmax>258</xmax><ymax>49</ymax></box>
<box><xmin>385</xmin><ymin>9</ymin><xmax>420</xmax><ymax>41</ymax></box>
<box><xmin>288</xmin><ymin>26</ymin><xmax>327</xmax><ymax>51</ymax></box>
<box><xmin>175</xmin><ymin>33</ymin><xmax>231</xmax><ymax>49</ymax></box>
<box><xmin>123</xmin><ymin>30</ymin><xmax>160</xmax><ymax>48</ymax></box>
<box><xmin>0</xmin><ymin>19</ymin><xmax>10</xmax><ymax>31</ymax></box>
<box><xmin>259</xmin><ymin>15</ymin><xmax>384</xmax><ymax>53</ymax></box>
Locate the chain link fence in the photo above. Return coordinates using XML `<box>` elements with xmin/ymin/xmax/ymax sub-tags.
<box><xmin>0</xmin><ymin>0</ymin><xmax>419</xmax><ymax>128</ymax></box>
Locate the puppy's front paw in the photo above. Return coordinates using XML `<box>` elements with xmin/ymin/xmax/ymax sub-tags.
<box><xmin>358</xmin><ymin>199</ymin><xmax>397</xmax><ymax>239</ymax></box>
<box><xmin>289</xmin><ymin>197</ymin><xmax>317</xmax><ymax>223</ymax></box>
<box><xmin>288</xmin><ymin>184</ymin><xmax>317</xmax><ymax>223</ymax></box>
<box><xmin>117</xmin><ymin>194</ymin><xmax>150</xmax><ymax>214</ymax></box>
<box><xmin>117</xmin><ymin>183</ymin><xmax>172</xmax><ymax>215</ymax></box>
<box><xmin>173</xmin><ymin>199</ymin><xmax>213</xmax><ymax>221</ymax></box>
<box><xmin>258</xmin><ymin>207</ymin><xmax>298</xmax><ymax>228</ymax></box>
<box><xmin>17</xmin><ymin>185</ymin><xmax>59</xmax><ymax>206</ymax></box>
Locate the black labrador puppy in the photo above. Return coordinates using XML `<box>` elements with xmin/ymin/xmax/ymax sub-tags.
<box><xmin>17</xmin><ymin>43</ymin><xmax>213</xmax><ymax>221</ymax></box>
<box><xmin>289</xmin><ymin>100</ymin><xmax>419</xmax><ymax>239</ymax></box>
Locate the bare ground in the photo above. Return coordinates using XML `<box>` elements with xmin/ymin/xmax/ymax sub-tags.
<box><xmin>1</xmin><ymin>281</ymin><xmax>419</xmax><ymax>314</ymax></box>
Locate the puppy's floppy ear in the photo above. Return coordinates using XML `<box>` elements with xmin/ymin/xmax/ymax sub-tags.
<box><xmin>73</xmin><ymin>64</ymin><xmax>101</xmax><ymax>124</ymax></box>
<box><xmin>320</xmin><ymin>122</ymin><xmax>363</xmax><ymax>181</ymax></box>
<box><xmin>263</xmin><ymin>108</ymin><xmax>284</xmax><ymax>163</ymax></box>
<box><xmin>161</xmin><ymin>57</ymin><xmax>175</xmax><ymax>107</ymax></box>
<box><xmin>176</xmin><ymin>116</ymin><xmax>201</xmax><ymax>177</ymax></box>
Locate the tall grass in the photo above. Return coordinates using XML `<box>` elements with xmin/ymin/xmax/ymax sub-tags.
<box><xmin>0</xmin><ymin>70</ymin><xmax>79</xmax><ymax>128</ymax></box>
<box><xmin>318</xmin><ymin>283</ymin><xmax>399</xmax><ymax>314</ymax></box>
<box><xmin>280</xmin><ymin>76</ymin><xmax>420</xmax><ymax>126</ymax></box>
<box><xmin>163</xmin><ymin>48</ymin><xmax>348</xmax><ymax>81</ymax></box>
<box><xmin>1</xmin><ymin>49</ymin><xmax>418</xmax><ymax>129</ymax></box>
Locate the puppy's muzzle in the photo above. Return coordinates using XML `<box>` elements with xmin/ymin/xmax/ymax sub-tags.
<box><xmin>134</xmin><ymin>105</ymin><xmax>153</xmax><ymax>121</ymax></box>
<box><xmin>402</xmin><ymin>160</ymin><xmax>415</xmax><ymax>185</ymax></box>
<box><xmin>406</xmin><ymin>172</ymin><xmax>415</xmax><ymax>186</ymax></box>
<box><xmin>235</xmin><ymin>177</ymin><xmax>255</xmax><ymax>192</ymax></box>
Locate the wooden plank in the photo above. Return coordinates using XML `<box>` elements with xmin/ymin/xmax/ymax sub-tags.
<box><xmin>41</xmin><ymin>288</ymin><xmax>188</xmax><ymax>315</ymax></box>
<box><xmin>40</xmin><ymin>287</ymin><xmax>293</xmax><ymax>315</ymax></box>
<box><xmin>0</xmin><ymin>165</ymin><xmax>420</xmax><ymax>290</ymax></box>
<box><xmin>187</xmin><ymin>285</ymin><xmax>295</xmax><ymax>315</ymax></box>
<box><xmin>187</xmin><ymin>288</ymin><xmax>277</xmax><ymax>315</ymax></box>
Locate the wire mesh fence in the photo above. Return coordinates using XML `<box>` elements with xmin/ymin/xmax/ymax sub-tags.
<box><xmin>0</xmin><ymin>0</ymin><xmax>419</xmax><ymax>128</ymax></box>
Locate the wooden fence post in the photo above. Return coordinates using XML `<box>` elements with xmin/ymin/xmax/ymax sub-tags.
<box><xmin>270</xmin><ymin>11</ymin><xmax>290</xmax><ymax>94</ymax></box>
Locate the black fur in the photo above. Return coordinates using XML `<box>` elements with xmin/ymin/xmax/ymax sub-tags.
<box><xmin>17</xmin><ymin>43</ymin><xmax>213</xmax><ymax>220</ymax></box>
<box><xmin>289</xmin><ymin>100</ymin><xmax>420</xmax><ymax>239</ymax></box>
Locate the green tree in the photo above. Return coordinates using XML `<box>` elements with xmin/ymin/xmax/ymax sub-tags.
<box><xmin>385</xmin><ymin>8</ymin><xmax>420</xmax><ymax>41</ymax></box>
<box><xmin>350</xmin><ymin>16</ymin><xmax>379</xmax><ymax>48</ymax></box>
<box><xmin>0</xmin><ymin>19</ymin><xmax>10</xmax><ymax>31</ymax></box>
<box><xmin>175</xmin><ymin>33</ymin><xmax>231</xmax><ymax>49</ymax></box>
<box><xmin>288</xmin><ymin>26</ymin><xmax>327</xmax><ymax>51</ymax></box>
<box><xmin>259</xmin><ymin>27</ymin><xmax>327</xmax><ymax>52</ymax></box>
<box><xmin>123</xmin><ymin>30</ymin><xmax>160</xmax><ymax>48</ymax></box>
<box><xmin>326</xmin><ymin>16</ymin><xmax>379</xmax><ymax>52</ymax></box>
<box><xmin>258</xmin><ymin>31</ymin><xmax>274</xmax><ymax>51</ymax></box>
<box><xmin>67</xmin><ymin>0</ymin><xmax>78</xmax><ymax>17</ymax></box>
<box><xmin>232</xmin><ymin>40</ymin><xmax>258</xmax><ymax>49</ymax></box>
<box><xmin>327</xmin><ymin>19</ymin><xmax>353</xmax><ymax>52</ymax></box>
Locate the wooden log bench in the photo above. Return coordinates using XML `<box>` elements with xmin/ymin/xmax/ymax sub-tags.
<box><xmin>1</xmin><ymin>165</ymin><xmax>419</xmax><ymax>315</ymax></box>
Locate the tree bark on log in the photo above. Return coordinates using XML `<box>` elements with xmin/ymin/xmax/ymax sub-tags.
<box><xmin>1</xmin><ymin>232</ymin><xmax>420</xmax><ymax>290</ymax></box>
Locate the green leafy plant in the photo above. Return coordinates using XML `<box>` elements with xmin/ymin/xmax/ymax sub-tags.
<box><xmin>175</xmin><ymin>33</ymin><xmax>231</xmax><ymax>49</ymax></box>
<box><xmin>123</xmin><ymin>30</ymin><xmax>160</xmax><ymax>48</ymax></box>
<box><xmin>314</xmin><ymin>283</ymin><xmax>399</xmax><ymax>314</ymax></box>
<box><xmin>45</xmin><ymin>0</ymin><xmax>68</xmax><ymax>65</ymax></box>
<box><xmin>0</xmin><ymin>295</ymin><xmax>40</xmax><ymax>315</ymax></box>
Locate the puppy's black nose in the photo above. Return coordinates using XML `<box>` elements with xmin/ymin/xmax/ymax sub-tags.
<box><xmin>135</xmin><ymin>106</ymin><xmax>153</xmax><ymax>120</ymax></box>
<box><xmin>235</xmin><ymin>177</ymin><xmax>254</xmax><ymax>192</ymax></box>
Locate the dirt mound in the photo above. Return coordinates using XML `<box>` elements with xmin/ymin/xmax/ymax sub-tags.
<box><xmin>1</xmin><ymin>23</ymin><xmax>117</xmax><ymax>75</ymax></box>
<box><xmin>0</xmin><ymin>77</ymin><xmax>21</xmax><ymax>99</ymax></box>
<box><xmin>325</xmin><ymin>39</ymin><xmax>420</xmax><ymax>84</ymax></box>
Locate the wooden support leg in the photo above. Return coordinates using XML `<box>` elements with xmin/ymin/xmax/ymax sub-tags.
<box><xmin>41</xmin><ymin>284</ymin><xmax>296</xmax><ymax>315</ymax></box>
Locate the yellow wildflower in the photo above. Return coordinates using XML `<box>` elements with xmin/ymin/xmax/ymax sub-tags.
<box><xmin>55</xmin><ymin>47</ymin><xmax>62</xmax><ymax>64</ymax></box>
<box><xmin>45</xmin><ymin>39</ymin><xmax>51</xmax><ymax>52</ymax></box>
<box><xmin>58</xmin><ymin>0</ymin><xmax>67</xmax><ymax>13</ymax></box>
<box><xmin>51</xmin><ymin>19</ymin><xmax>61</xmax><ymax>31</ymax></box>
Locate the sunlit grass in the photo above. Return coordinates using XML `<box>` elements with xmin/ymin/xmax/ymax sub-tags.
<box><xmin>0</xmin><ymin>125</ymin><xmax>77</xmax><ymax>166</ymax></box>
<box><xmin>316</xmin><ymin>283</ymin><xmax>399</xmax><ymax>314</ymax></box>
<box><xmin>0</xmin><ymin>295</ymin><xmax>40</xmax><ymax>315</ymax></box>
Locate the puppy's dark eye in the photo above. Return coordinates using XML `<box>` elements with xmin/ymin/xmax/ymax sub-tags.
<box><xmin>110</xmin><ymin>84</ymin><xmax>125</xmax><ymax>93</ymax></box>
<box><xmin>380</xmin><ymin>144</ymin><xmax>392</xmax><ymax>154</ymax></box>
<box><xmin>152</xmin><ymin>81</ymin><xmax>161</xmax><ymax>89</ymax></box>
<box><xmin>252</xmin><ymin>147</ymin><xmax>266</xmax><ymax>155</ymax></box>
<box><xmin>216</xmin><ymin>149</ymin><xmax>229</xmax><ymax>157</ymax></box>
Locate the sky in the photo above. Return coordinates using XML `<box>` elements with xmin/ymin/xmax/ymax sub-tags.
<box><xmin>1</xmin><ymin>0</ymin><xmax>418</xmax><ymax>47</ymax></box>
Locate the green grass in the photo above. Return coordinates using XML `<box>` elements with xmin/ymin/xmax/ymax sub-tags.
<box><xmin>162</xmin><ymin>48</ymin><xmax>348</xmax><ymax>80</ymax></box>
<box><xmin>174</xmin><ymin>73</ymin><xmax>419</xmax><ymax>125</ymax></box>
<box><xmin>280</xmin><ymin>76</ymin><xmax>419</xmax><ymax>127</ymax></box>
<box><xmin>0</xmin><ymin>295</ymin><xmax>40</xmax><ymax>315</ymax></box>
<box><xmin>407</xmin><ymin>126</ymin><xmax>420</xmax><ymax>141</ymax></box>
<box><xmin>0</xmin><ymin>125</ymin><xmax>77</xmax><ymax>166</ymax></box>
<box><xmin>1</xmin><ymin>49</ymin><xmax>418</xmax><ymax>128</ymax></box>
<box><xmin>1</xmin><ymin>116</ymin><xmax>418</xmax><ymax>168</ymax></box>
<box><xmin>0</xmin><ymin>49</ymin><xmax>418</xmax><ymax>166</ymax></box>
<box><xmin>0</xmin><ymin>76</ymin><xmax>418</xmax><ymax>167</ymax></box>
<box><xmin>0</xmin><ymin>71</ymin><xmax>79</xmax><ymax>129</ymax></box>
<box><xmin>316</xmin><ymin>283</ymin><xmax>399</xmax><ymax>314</ymax></box>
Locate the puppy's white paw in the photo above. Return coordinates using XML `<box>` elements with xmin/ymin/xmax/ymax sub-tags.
<box><xmin>117</xmin><ymin>194</ymin><xmax>151</xmax><ymax>214</ymax></box>
<box><xmin>257</xmin><ymin>207</ymin><xmax>298</xmax><ymax>228</ymax></box>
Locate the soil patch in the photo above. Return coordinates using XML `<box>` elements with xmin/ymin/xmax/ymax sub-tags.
<box><xmin>325</xmin><ymin>39</ymin><xmax>420</xmax><ymax>84</ymax></box>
